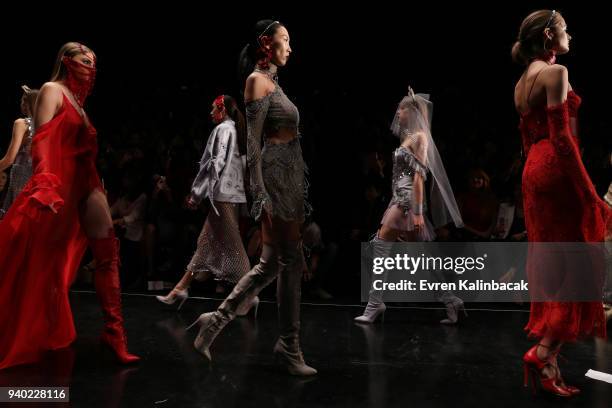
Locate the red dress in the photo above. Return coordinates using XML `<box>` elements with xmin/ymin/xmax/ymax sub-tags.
<box><xmin>0</xmin><ymin>94</ymin><xmax>103</xmax><ymax>369</ymax></box>
<box><xmin>520</xmin><ymin>90</ymin><xmax>610</xmax><ymax>341</ymax></box>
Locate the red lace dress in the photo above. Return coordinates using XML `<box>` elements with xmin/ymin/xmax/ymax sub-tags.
<box><xmin>0</xmin><ymin>93</ymin><xmax>103</xmax><ymax>369</ymax></box>
<box><xmin>520</xmin><ymin>90</ymin><xmax>610</xmax><ymax>341</ymax></box>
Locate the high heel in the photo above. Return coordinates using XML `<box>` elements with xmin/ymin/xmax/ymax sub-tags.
<box><xmin>273</xmin><ymin>338</ymin><xmax>317</xmax><ymax>376</ymax></box>
<box><xmin>356</xmin><ymin>235</ymin><xmax>393</xmax><ymax>324</ymax></box>
<box><xmin>440</xmin><ymin>297</ymin><xmax>467</xmax><ymax>325</ymax></box>
<box><xmin>522</xmin><ymin>344</ymin><xmax>572</xmax><ymax>397</ymax></box>
<box><xmin>91</xmin><ymin>232</ymin><xmax>140</xmax><ymax>365</ymax></box>
<box><xmin>354</xmin><ymin>302</ymin><xmax>386</xmax><ymax>324</ymax></box>
<box><xmin>186</xmin><ymin>312</ymin><xmax>227</xmax><ymax>362</ymax></box>
<box><xmin>538</xmin><ymin>344</ymin><xmax>581</xmax><ymax>395</ymax></box>
<box><xmin>523</xmin><ymin>362</ymin><xmax>533</xmax><ymax>389</ymax></box>
<box><xmin>100</xmin><ymin>331</ymin><xmax>140</xmax><ymax>364</ymax></box>
<box><xmin>236</xmin><ymin>296</ymin><xmax>260</xmax><ymax>318</ymax></box>
<box><xmin>156</xmin><ymin>288</ymin><xmax>189</xmax><ymax>310</ymax></box>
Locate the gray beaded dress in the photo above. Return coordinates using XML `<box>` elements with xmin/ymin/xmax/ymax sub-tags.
<box><xmin>246</xmin><ymin>73</ymin><xmax>311</xmax><ymax>222</ymax></box>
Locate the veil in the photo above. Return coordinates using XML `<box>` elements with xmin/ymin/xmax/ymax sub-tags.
<box><xmin>391</xmin><ymin>87</ymin><xmax>463</xmax><ymax>228</ymax></box>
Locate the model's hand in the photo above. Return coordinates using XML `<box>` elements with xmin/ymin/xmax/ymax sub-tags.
<box><xmin>155</xmin><ymin>176</ymin><xmax>169</xmax><ymax>192</ymax></box>
<box><xmin>510</xmin><ymin>231</ymin><xmax>527</xmax><ymax>241</ymax></box>
<box><xmin>113</xmin><ymin>218</ymin><xmax>126</xmax><ymax>227</ymax></box>
<box><xmin>185</xmin><ymin>195</ymin><xmax>198</xmax><ymax>210</ymax></box>
<box><xmin>492</xmin><ymin>223</ymin><xmax>506</xmax><ymax>237</ymax></box>
<box><xmin>412</xmin><ymin>213</ymin><xmax>425</xmax><ymax>233</ymax></box>
<box><xmin>262</xmin><ymin>197</ymin><xmax>273</xmax><ymax>215</ymax></box>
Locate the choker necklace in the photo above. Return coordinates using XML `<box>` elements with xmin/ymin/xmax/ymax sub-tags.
<box><xmin>254</xmin><ymin>65</ymin><xmax>278</xmax><ymax>82</ymax></box>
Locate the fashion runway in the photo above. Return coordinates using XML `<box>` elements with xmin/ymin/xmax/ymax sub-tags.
<box><xmin>0</xmin><ymin>292</ymin><xmax>609</xmax><ymax>407</ymax></box>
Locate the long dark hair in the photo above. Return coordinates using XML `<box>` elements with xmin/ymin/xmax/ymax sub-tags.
<box><xmin>222</xmin><ymin>95</ymin><xmax>247</xmax><ymax>156</ymax></box>
<box><xmin>237</xmin><ymin>19</ymin><xmax>284</xmax><ymax>91</ymax></box>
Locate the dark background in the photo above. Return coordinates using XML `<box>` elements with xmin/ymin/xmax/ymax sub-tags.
<box><xmin>1</xmin><ymin>2</ymin><xmax>609</xmax><ymax>298</ymax></box>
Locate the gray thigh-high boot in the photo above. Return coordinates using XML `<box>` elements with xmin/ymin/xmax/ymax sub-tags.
<box><xmin>354</xmin><ymin>235</ymin><xmax>393</xmax><ymax>324</ymax></box>
<box><xmin>272</xmin><ymin>240</ymin><xmax>317</xmax><ymax>376</ymax></box>
<box><xmin>432</xmin><ymin>269</ymin><xmax>467</xmax><ymax>324</ymax></box>
<box><xmin>187</xmin><ymin>244</ymin><xmax>279</xmax><ymax>361</ymax></box>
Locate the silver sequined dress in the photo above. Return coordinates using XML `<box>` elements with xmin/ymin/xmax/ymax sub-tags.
<box><xmin>380</xmin><ymin>146</ymin><xmax>435</xmax><ymax>240</ymax></box>
<box><xmin>1</xmin><ymin>117</ymin><xmax>34</xmax><ymax>217</ymax></box>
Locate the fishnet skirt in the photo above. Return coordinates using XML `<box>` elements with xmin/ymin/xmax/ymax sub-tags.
<box><xmin>187</xmin><ymin>201</ymin><xmax>250</xmax><ymax>283</ymax></box>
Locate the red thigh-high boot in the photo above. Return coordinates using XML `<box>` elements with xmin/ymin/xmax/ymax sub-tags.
<box><xmin>90</xmin><ymin>228</ymin><xmax>140</xmax><ymax>364</ymax></box>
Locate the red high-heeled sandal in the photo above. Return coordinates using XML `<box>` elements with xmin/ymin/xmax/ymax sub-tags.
<box><xmin>539</xmin><ymin>344</ymin><xmax>580</xmax><ymax>395</ymax></box>
<box><xmin>522</xmin><ymin>344</ymin><xmax>572</xmax><ymax>397</ymax></box>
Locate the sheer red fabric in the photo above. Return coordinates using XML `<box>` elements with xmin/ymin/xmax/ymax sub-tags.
<box><xmin>0</xmin><ymin>93</ymin><xmax>103</xmax><ymax>369</ymax></box>
<box><xmin>62</xmin><ymin>56</ymin><xmax>96</xmax><ymax>107</ymax></box>
<box><xmin>519</xmin><ymin>91</ymin><xmax>610</xmax><ymax>341</ymax></box>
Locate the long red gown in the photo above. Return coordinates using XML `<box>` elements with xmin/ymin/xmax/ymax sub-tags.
<box><xmin>0</xmin><ymin>93</ymin><xmax>103</xmax><ymax>369</ymax></box>
<box><xmin>520</xmin><ymin>90</ymin><xmax>610</xmax><ymax>341</ymax></box>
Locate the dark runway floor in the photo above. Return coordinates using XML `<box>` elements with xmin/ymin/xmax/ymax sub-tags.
<box><xmin>0</xmin><ymin>292</ymin><xmax>610</xmax><ymax>407</ymax></box>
